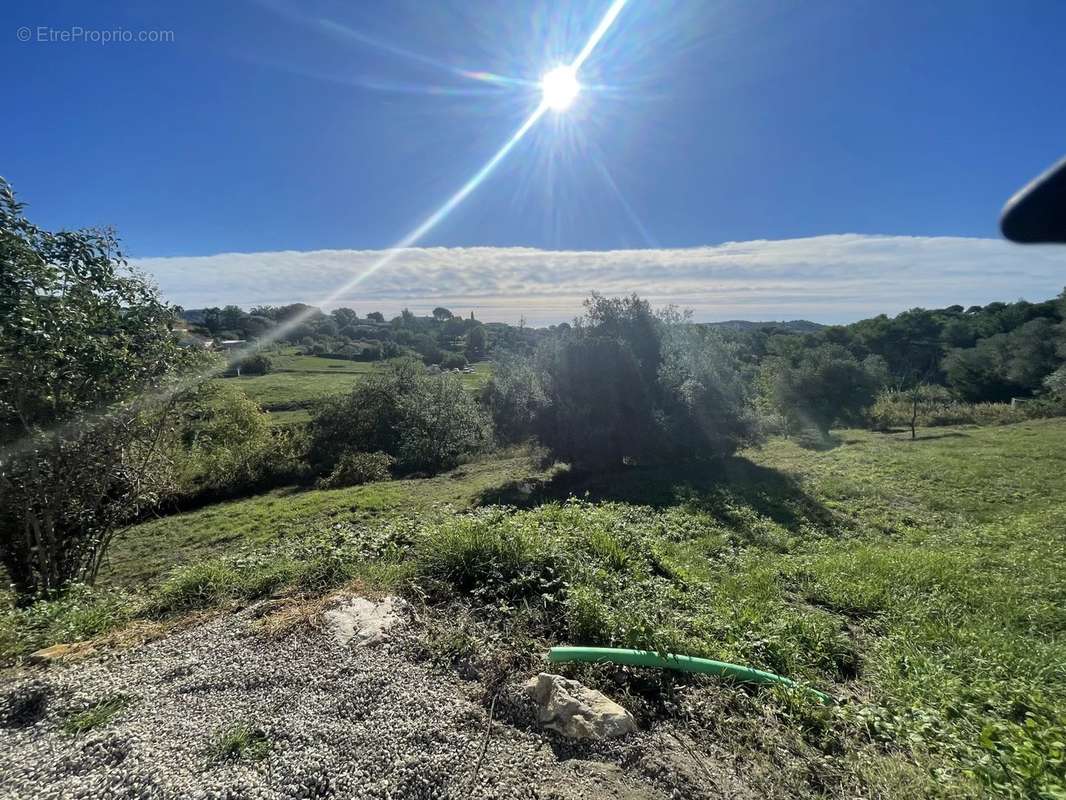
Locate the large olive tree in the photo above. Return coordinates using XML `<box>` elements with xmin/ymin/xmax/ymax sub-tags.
<box><xmin>0</xmin><ymin>179</ymin><xmax>189</xmax><ymax>598</ymax></box>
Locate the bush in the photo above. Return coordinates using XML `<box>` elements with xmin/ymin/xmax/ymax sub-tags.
<box><xmin>0</xmin><ymin>179</ymin><xmax>191</xmax><ymax>597</ymax></box>
<box><xmin>1</xmin><ymin>405</ymin><xmax>178</xmax><ymax>597</ymax></box>
<box><xmin>867</xmin><ymin>387</ymin><xmax>1066</xmax><ymax>430</ymax></box>
<box><xmin>171</xmin><ymin>384</ymin><xmax>305</xmax><ymax>499</ymax></box>
<box><xmin>308</xmin><ymin>358</ymin><xmax>491</xmax><ymax>475</ymax></box>
<box><xmin>237</xmin><ymin>353</ymin><xmax>271</xmax><ymax>375</ymax></box>
<box><xmin>482</xmin><ymin>353</ymin><xmax>546</xmax><ymax>444</ymax></box>
<box><xmin>483</xmin><ymin>295</ymin><xmax>756</xmax><ymax>467</ymax></box>
<box><xmin>317</xmin><ymin>451</ymin><xmax>395</xmax><ymax>488</ymax></box>
<box><xmin>415</xmin><ymin>510</ymin><xmax>564</xmax><ymax>601</ymax></box>
<box><xmin>440</xmin><ymin>352</ymin><xmax>467</xmax><ymax>370</ymax></box>
<box><xmin>761</xmin><ymin>344</ymin><xmax>879</xmax><ymax>435</ymax></box>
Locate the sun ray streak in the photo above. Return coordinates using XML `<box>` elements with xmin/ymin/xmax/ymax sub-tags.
<box><xmin>318</xmin><ymin>17</ymin><xmax>532</xmax><ymax>88</ymax></box>
<box><xmin>571</xmin><ymin>0</ymin><xmax>628</xmax><ymax>71</ymax></box>
<box><xmin>591</xmin><ymin>151</ymin><xmax>659</xmax><ymax>248</ymax></box>
<box><xmin>254</xmin><ymin>0</ymin><xmax>630</xmax><ymax>346</ymax></box>
<box><xmin>0</xmin><ymin>0</ymin><xmax>632</xmax><ymax>462</ymax></box>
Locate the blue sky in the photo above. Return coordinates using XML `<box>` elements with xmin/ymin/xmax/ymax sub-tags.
<box><xmin>4</xmin><ymin>1</ymin><xmax>1066</xmax><ymax>321</ymax></box>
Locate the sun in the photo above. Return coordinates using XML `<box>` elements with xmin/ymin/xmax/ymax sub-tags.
<box><xmin>541</xmin><ymin>65</ymin><xmax>580</xmax><ymax>111</ymax></box>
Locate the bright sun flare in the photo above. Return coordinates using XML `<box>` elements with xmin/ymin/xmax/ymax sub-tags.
<box><xmin>541</xmin><ymin>66</ymin><xmax>580</xmax><ymax>111</ymax></box>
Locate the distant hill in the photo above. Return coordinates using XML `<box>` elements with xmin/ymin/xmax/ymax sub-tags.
<box><xmin>704</xmin><ymin>319</ymin><xmax>826</xmax><ymax>333</ymax></box>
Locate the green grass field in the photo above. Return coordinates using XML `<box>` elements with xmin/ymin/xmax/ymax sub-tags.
<box><xmin>219</xmin><ymin>352</ymin><xmax>491</xmax><ymax>418</ymax></box>
<box><xmin>5</xmin><ymin>420</ymin><xmax>1065</xmax><ymax>796</ymax></box>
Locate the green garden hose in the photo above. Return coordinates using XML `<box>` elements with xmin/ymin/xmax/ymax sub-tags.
<box><xmin>547</xmin><ymin>646</ymin><xmax>835</xmax><ymax>705</ymax></box>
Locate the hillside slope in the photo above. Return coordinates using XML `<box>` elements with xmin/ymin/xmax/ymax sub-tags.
<box><xmin>4</xmin><ymin>421</ymin><xmax>1065</xmax><ymax>797</ymax></box>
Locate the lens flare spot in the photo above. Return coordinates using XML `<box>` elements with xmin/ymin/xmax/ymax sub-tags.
<box><xmin>541</xmin><ymin>66</ymin><xmax>580</xmax><ymax>111</ymax></box>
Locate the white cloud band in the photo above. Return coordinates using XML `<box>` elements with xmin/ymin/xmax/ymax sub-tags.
<box><xmin>134</xmin><ymin>234</ymin><xmax>1065</xmax><ymax>326</ymax></box>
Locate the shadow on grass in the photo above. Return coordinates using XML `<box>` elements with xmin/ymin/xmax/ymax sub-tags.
<box><xmin>479</xmin><ymin>456</ymin><xmax>837</xmax><ymax>534</ymax></box>
<box><xmin>912</xmin><ymin>431</ymin><xmax>970</xmax><ymax>441</ymax></box>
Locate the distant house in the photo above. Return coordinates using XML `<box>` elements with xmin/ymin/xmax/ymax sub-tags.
<box><xmin>219</xmin><ymin>339</ymin><xmax>247</xmax><ymax>351</ymax></box>
<box><xmin>177</xmin><ymin>333</ymin><xmax>212</xmax><ymax>349</ymax></box>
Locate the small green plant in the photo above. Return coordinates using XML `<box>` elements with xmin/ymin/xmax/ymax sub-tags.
<box><xmin>209</xmin><ymin>722</ymin><xmax>271</xmax><ymax>762</ymax></box>
<box><xmin>63</xmin><ymin>695</ymin><xmax>131</xmax><ymax>736</ymax></box>
<box><xmin>317</xmin><ymin>451</ymin><xmax>395</xmax><ymax>489</ymax></box>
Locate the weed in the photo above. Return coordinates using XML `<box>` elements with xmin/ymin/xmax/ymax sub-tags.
<box><xmin>209</xmin><ymin>722</ymin><xmax>271</xmax><ymax>762</ymax></box>
<box><xmin>63</xmin><ymin>695</ymin><xmax>130</xmax><ymax>736</ymax></box>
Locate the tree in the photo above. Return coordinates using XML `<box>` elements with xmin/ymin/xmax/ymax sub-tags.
<box><xmin>432</xmin><ymin>306</ymin><xmax>454</xmax><ymax>322</ymax></box>
<box><xmin>240</xmin><ymin>314</ymin><xmax>274</xmax><ymax>340</ymax></box>
<box><xmin>481</xmin><ymin>352</ymin><xmax>546</xmax><ymax>444</ymax></box>
<box><xmin>202</xmin><ymin>307</ymin><xmax>223</xmax><ymax>334</ymax></box>
<box><xmin>465</xmin><ymin>324</ymin><xmax>487</xmax><ymax>360</ymax></box>
<box><xmin>220</xmin><ymin>305</ymin><xmax>245</xmax><ymax>332</ymax></box>
<box><xmin>534</xmin><ymin>334</ymin><xmax>656</xmax><ymax>469</ymax></box>
<box><xmin>331</xmin><ymin>307</ymin><xmax>358</xmax><ymax>327</ymax></box>
<box><xmin>366</xmin><ymin>311</ymin><xmax>385</xmax><ymax>323</ymax></box>
<box><xmin>762</xmin><ymin>344</ymin><xmax>878</xmax><ymax>436</ymax></box>
<box><xmin>486</xmin><ymin>295</ymin><xmax>756</xmax><ymax>468</ymax></box>
<box><xmin>0</xmin><ymin>179</ymin><xmax>190</xmax><ymax>597</ymax></box>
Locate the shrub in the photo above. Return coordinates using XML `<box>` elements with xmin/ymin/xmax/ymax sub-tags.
<box><xmin>440</xmin><ymin>352</ymin><xmax>468</xmax><ymax>370</ymax></box>
<box><xmin>172</xmin><ymin>384</ymin><xmax>305</xmax><ymax>499</ymax></box>
<box><xmin>1</xmin><ymin>405</ymin><xmax>179</xmax><ymax>597</ymax></box>
<box><xmin>236</xmin><ymin>353</ymin><xmax>271</xmax><ymax>375</ymax></box>
<box><xmin>415</xmin><ymin>510</ymin><xmax>563</xmax><ymax>601</ymax></box>
<box><xmin>0</xmin><ymin>179</ymin><xmax>191</xmax><ymax>597</ymax></box>
<box><xmin>867</xmin><ymin>387</ymin><xmax>1066</xmax><ymax>430</ymax></box>
<box><xmin>317</xmin><ymin>451</ymin><xmax>395</xmax><ymax>488</ymax></box>
<box><xmin>482</xmin><ymin>352</ymin><xmax>548</xmax><ymax>444</ymax></box>
<box><xmin>308</xmin><ymin>359</ymin><xmax>490</xmax><ymax>475</ymax></box>
<box><xmin>761</xmin><ymin>344</ymin><xmax>879</xmax><ymax>435</ymax></box>
<box><xmin>484</xmin><ymin>295</ymin><xmax>756</xmax><ymax>466</ymax></box>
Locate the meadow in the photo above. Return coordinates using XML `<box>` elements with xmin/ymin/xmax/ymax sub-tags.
<box><xmin>219</xmin><ymin>350</ymin><xmax>492</xmax><ymax>425</ymax></box>
<box><xmin>5</xmin><ymin>419</ymin><xmax>1064</xmax><ymax>797</ymax></box>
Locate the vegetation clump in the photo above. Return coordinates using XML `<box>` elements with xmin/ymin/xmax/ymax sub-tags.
<box><xmin>209</xmin><ymin>722</ymin><xmax>271</xmax><ymax>761</ymax></box>
<box><xmin>317</xmin><ymin>451</ymin><xmax>395</xmax><ymax>489</ymax></box>
<box><xmin>63</xmin><ymin>695</ymin><xmax>131</xmax><ymax>736</ymax></box>
<box><xmin>485</xmin><ymin>295</ymin><xmax>758</xmax><ymax>468</ymax></box>
<box><xmin>0</xmin><ymin>179</ymin><xmax>193</xmax><ymax>597</ymax></box>
<box><xmin>308</xmin><ymin>358</ymin><xmax>491</xmax><ymax>476</ymax></box>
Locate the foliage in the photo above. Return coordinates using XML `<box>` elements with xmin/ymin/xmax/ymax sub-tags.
<box><xmin>317</xmin><ymin>451</ymin><xmax>395</xmax><ymax>489</ymax></box>
<box><xmin>308</xmin><ymin>359</ymin><xmax>491</xmax><ymax>475</ymax></box>
<box><xmin>944</xmin><ymin>318</ymin><xmax>1062</xmax><ymax>401</ymax></box>
<box><xmin>0</xmin><ymin>178</ymin><xmax>190</xmax><ymax>597</ymax></box>
<box><xmin>868</xmin><ymin>386</ymin><xmax>1066</xmax><ymax>430</ymax></box>
<box><xmin>440</xmin><ymin>351</ymin><xmax>467</xmax><ymax>370</ymax></box>
<box><xmin>1</xmin><ymin>403</ymin><xmax>179</xmax><ymax>597</ymax></box>
<box><xmin>236</xmin><ymin>352</ymin><xmax>271</xmax><ymax>375</ymax></box>
<box><xmin>533</xmin><ymin>332</ymin><xmax>657</xmax><ymax>468</ymax></box>
<box><xmin>163</xmin><ymin>383</ymin><xmax>308</xmax><ymax>503</ymax></box>
<box><xmin>481</xmin><ymin>352</ymin><xmax>546</xmax><ymax>444</ymax></box>
<box><xmin>486</xmin><ymin>294</ymin><xmax>755</xmax><ymax>467</ymax></box>
<box><xmin>209</xmin><ymin>722</ymin><xmax>271</xmax><ymax>761</ymax></box>
<box><xmin>656</xmin><ymin>313</ymin><xmax>761</xmax><ymax>458</ymax></box>
<box><xmin>760</xmin><ymin>344</ymin><xmax>880</xmax><ymax>435</ymax></box>
<box><xmin>63</xmin><ymin>695</ymin><xmax>131</xmax><ymax>736</ymax></box>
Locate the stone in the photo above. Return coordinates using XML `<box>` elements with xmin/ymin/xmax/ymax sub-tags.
<box><xmin>322</xmin><ymin>595</ymin><xmax>407</xmax><ymax>648</ymax></box>
<box><xmin>524</xmin><ymin>672</ymin><xmax>637</xmax><ymax>739</ymax></box>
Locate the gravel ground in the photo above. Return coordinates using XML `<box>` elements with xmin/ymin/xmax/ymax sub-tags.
<box><xmin>0</xmin><ymin>598</ymin><xmax>741</xmax><ymax>800</ymax></box>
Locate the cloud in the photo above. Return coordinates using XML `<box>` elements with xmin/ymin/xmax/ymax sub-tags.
<box><xmin>133</xmin><ymin>234</ymin><xmax>1066</xmax><ymax>326</ymax></box>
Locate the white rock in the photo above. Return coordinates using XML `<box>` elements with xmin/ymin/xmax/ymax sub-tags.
<box><xmin>321</xmin><ymin>596</ymin><xmax>407</xmax><ymax>648</ymax></box>
<box><xmin>524</xmin><ymin>672</ymin><xmax>637</xmax><ymax>739</ymax></box>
